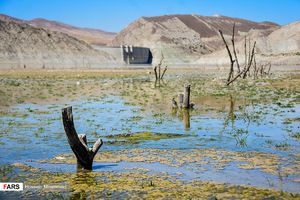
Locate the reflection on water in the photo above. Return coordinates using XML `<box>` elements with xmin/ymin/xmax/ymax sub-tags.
<box><xmin>0</xmin><ymin>95</ymin><xmax>299</xmax><ymax>193</ymax></box>
<box><xmin>172</xmin><ymin>108</ymin><xmax>191</xmax><ymax>130</ymax></box>
<box><xmin>221</xmin><ymin>95</ymin><xmax>250</xmax><ymax>147</ymax></box>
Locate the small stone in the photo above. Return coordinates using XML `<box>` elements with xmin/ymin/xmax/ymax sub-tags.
<box><xmin>55</xmin><ymin>156</ymin><xmax>65</xmax><ymax>160</ymax></box>
<box><xmin>207</xmin><ymin>195</ymin><xmax>218</xmax><ymax>200</ymax></box>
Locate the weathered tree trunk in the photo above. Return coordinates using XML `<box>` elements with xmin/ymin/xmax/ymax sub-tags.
<box><xmin>178</xmin><ymin>93</ymin><xmax>184</xmax><ymax>108</ymax></box>
<box><xmin>183</xmin><ymin>85</ymin><xmax>191</xmax><ymax>109</ymax></box>
<box><xmin>219</xmin><ymin>30</ymin><xmax>235</xmax><ymax>83</ymax></box>
<box><xmin>154</xmin><ymin>66</ymin><xmax>158</xmax><ymax>80</ymax></box>
<box><xmin>62</xmin><ymin>106</ymin><xmax>103</xmax><ymax>170</ymax></box>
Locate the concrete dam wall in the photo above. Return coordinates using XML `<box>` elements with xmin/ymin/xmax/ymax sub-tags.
<box><xmin>121</xmin><ymin>45</ymin><xmax>152</xmax><ymax>64</ymax></box>
<box><xmin>92</xmin><ymin>45</ymin><xmax>152</xmax><ymax>65</ymax></box>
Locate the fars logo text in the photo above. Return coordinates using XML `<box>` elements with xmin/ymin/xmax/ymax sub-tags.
<box><xmin>0</xmin><ymin>183</ymin><xmax>23</xmax><ymax>191</ymax></box>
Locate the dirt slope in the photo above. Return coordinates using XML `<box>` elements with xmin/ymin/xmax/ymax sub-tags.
<box><xmin>196</xmin><ymin>22</ymin><xmax>300</xmax><ymax>67</ymax></box>
<box><xmin>0</xmin><ymin>17</ymin><xmax>117</xmax><ymax>69</ymax></box>
<box><xmin>112</xmin><ymin>14</ymin><xmax>279</xmax><ymax>64</ymax></box>
<box><xmin>29</xmin><ymin>18</ymin><xmax>116</xmax><ymax>45</ymax></box>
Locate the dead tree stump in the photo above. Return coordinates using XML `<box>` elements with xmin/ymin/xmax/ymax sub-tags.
<box><xmin>183</xmin><ymin>85</ymin><xmax>191</xmax><ymax>109</ymax></box>
<box><xmin>62</xmin><ymin>106</ymin><xmax>103</xmax><ymax>170</ymax></box>
<box><xmin>178</xmin><ymin>93</ymin><xmax>184</xmax><ymax>108</ymax></box>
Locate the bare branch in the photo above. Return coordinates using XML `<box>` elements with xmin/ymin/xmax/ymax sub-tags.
<box><xmin>244</xmin><ymin>36</ymin><xmax>247</xmax><ymax>70</ymax></box>
<box><xmin>243</xmin><ymin>41</ymin><xmax>256</xmax><ymax>79</ymax></box>
<box><xmin>267</xmin><ymin>63</ymin><xmax>272</xmax><ymax>75</ymax></box>
<box><xmin>231</xmin><ymin>23</ymin><xmax>240</xmax><ymax>73</ymax></box>
<box><xmin>161</xmin><ymin>66</ymin><xmax>168</xmax><ymax>79</ymax></box>
<box><xmin>219</xmin><ymin>30</ymin><xmax>235</xmax><ymax>83</ymax></box>
<box><xmin>253</xmin><ymin>55</ymin><xmax>257</xmax><ymax>79</ymax></box>
<box><xmin>153</xmin><ymin>66</ymin><xmax>158</xmax><ymax>80</ymax></box>
<box><xmin>92</xmin><ymin>139</ymin><xmax>103</xmax><ymax>155</ymax></box>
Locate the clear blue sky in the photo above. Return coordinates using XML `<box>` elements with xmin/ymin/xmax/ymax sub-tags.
<box><xmin>0</xmin><ymin>0</ymin><xmax>299</xmax><ymax>32</ymax></box>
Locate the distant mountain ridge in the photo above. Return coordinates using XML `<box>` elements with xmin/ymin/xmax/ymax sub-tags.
<box><xmin>0</xmin><ymin>14</ymin><xmax>116</xmax><ymax>45</ymax></box>
<box><xmin>111</xmin><ymin>14</ymin><xmax>280</xmax><ymax>63</ymax></box>
<box><xmin>0</xmin><ymin>15</ymin><xmax>117</xmax><ymax>69</ymax></box>
<box><xmin>0</xmin><ymin>13</ymin><xmax>299</xmax><ymax>68</ymax></box>
<box><xmin>29</xmin><ymin>18</ymin><xmax>116</xmax><ymax>45</ymax></box>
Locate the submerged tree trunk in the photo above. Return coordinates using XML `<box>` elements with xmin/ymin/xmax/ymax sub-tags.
<box><xmin>183</xmin><ymin>85</ymin><xmax>191</xmax><ymax>109</ymax></box>
<box><xmin>182</xmin><ymin>109</ymin><xmax>190</xmax><ymax>130</ymax></box>
<box><xmin>62</xmin><ymin>106</ymin><xmax>103</xmax><ymax>170</ymax></box>
<box><xmin>178</xmin><ymin>93</ymin><xmax>184</xmax><ymax>108</ymax></box>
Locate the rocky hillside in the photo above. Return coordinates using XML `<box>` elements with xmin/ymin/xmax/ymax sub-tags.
<box><xmin>112</xmin><ymin>14</ymin><xmax>279</xmax><ymax>64</ymax></box>
<box><xmin>196</xmin><ymin>21</ymin><xmax>300</xmax><ymax>67</ymax></box>
<box><xmin>0</xmin><ymin>14</ymin><xmax>116</xmax><ymax>45</ymax></box>
<box><xmin>1</xmin><ymin>13</ymin><xmax>298</xmax><ymax>68</ymax></box>
<box><xmin>0</xmin><ymin>17</ymin><xmax>117</xmax><ymax>69</ymax></box>
<box><xmin>29</xmin><ymin>18</ymin><xmax>116</xmax><ymax>45</ymax></box>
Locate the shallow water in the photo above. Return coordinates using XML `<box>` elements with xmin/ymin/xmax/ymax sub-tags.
<box><xmin>26</xmin><ymin>159</ymin><xmax>300</xmax><ymax>193</ymax></box>
<box><xmin>0</xmin><ymin>94</ymin><xmax>299</xmax><ymax>193</ymax></box>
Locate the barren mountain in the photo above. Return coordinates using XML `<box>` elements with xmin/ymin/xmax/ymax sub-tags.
<box><xmin>0</xmin><ymin>14</ymin><xmax>26</xmax><ymax>24</ymax></box>
<box><xmin>0</xmin><ymin>17</ymin><xmax>117</xmax><ymax>69</ymax></box>
<box><xmin>196</xmin><ymin>21</ymin><xmax>300</xmax><ymax>67</ymax></box>
<box><xmin>1</xmin><ymin>13</ymin><xmax>298</xmax><ymax>68</ymax></box>
<box><xmin>0</xmin><ymin>14</ymin><xmax>116</xmax><ymax>45</ymax></box>
<box><xmin>29</xmin><ymin>18</ymin><xmax>116</xmax><ymax>45</ymax></box>
<box><xmin>112</xmin><ymin>14</ymin><xmax>279</xmax><ymax>63</ymax></box>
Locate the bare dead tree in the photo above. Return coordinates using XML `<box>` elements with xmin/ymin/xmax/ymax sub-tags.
<box><xmin>62</xmin><ymin>106</ymin><xmax>103</xmax><ymax>170</ymax></box>
<box><xmin>219</xmin><ymin>24</ymin><xmax>260</xmax><ymax>85</ymax></box>
<box><xmin>219</xmin><ymin>30</ymin><xmax>235</xmax><ymax>82</ymax></box>
<box><xmin>153</xmin><ymin>52</ymin><xmax>168</xmax><ymax>81</ymax></box>
<box><xmin>171</xmin><ymin>85</ymin><xmax>194</xmax><ymax>110</ymax></box>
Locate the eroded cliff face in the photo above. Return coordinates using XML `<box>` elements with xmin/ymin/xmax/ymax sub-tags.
<box><xmin>0</xmin><ymin>18</ymin><xmax>117</xmax><ymax>69</ymax></box>
<box><xmin>111</xmin><ymin>14</ymin><xmax>279</xmax><ymax>64</ymax></box>
<box><xmin>196</xmin><ymin>22</ymin><xmax>300</xmax><ymax>67</ymax></box>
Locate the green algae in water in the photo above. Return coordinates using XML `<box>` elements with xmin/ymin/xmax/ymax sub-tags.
<box><xmin>1</xmin><ymin>70</ymin><xmax>300</xmax><ymax>198</ymax></box>
<box><xmin>104</xmin><ymin>131</ymin><xmax>191</xmax><ymax>145</ymax></box>
<box><xmin>5</xmin><ymin>164</ymin><xmax>300</xmax><ymax>200</ymax></box>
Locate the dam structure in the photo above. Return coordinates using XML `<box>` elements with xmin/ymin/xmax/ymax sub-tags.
<box><xmin>121</xmin><ymin>45</ymin><xmax>153</xmax><ymax>64</ymax></box>
<box><xmin>92</xmin><ymin>45</ymin><xmax>153</xmax><ymax>65</ymax></box>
